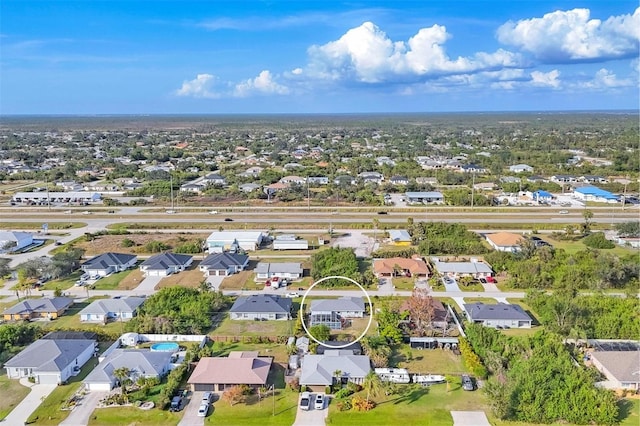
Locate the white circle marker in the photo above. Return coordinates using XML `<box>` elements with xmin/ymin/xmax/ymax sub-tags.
<box><xmin>299</xmin><ymin>275</ymin><xmax>373</xmax><ymax>349</ymax></box>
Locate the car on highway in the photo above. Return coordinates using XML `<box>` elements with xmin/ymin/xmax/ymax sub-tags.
<box><xmin>299</xmin><ymin>392</ymin><xmax>311</xmax><ymax>411</ymax></box>
<box><xmin>224</xmin><ymin>217</ymin><xmax>233</xmax><ymax>222</ymax></box>
<box><xmin>197</xmin><ymin>402</ymin><xmax>209</xmax><ymax>417</ymax></box>
<box><xmin>286</xmin><ymin>292</ymin><xmax>300</xmax><ymax>298</ymax></box>
<box><xmin>209</xmin><ymin>210</ymin><xmax>218</xmax><ymax>215</ymax></box>
<box><xmin>559</xmin><ymin>210</ymin><xmax>569</xmax><ymax>214</ymax></box>
<box><xmin>314</xmin><ymin>394</ymin><xmax>324</xmax><ymax>410</ymax></box>
<box><xmin>377</xmin><ymin>211</ymin><xmax>388</xmax><ymax>215</ymax></box>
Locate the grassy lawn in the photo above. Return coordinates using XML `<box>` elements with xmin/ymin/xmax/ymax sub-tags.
<box><xmin>91</xmin><ymin>268</ymin><xmax>136</xmax><ymax>290</ymax></box>
<box><xmin>26</xmin><ymin>356</ymin><xmax>101</xmax><ymax>425</ymax></box>
<box><xmin>437</xmin><ymin>297</ymin><xmax>462</xmax><ymax>314</ymax></box>
<box><xmin>463</xmin><ymin>297</ymin><xmax>497</xmax><ymax>304</ymax></box>
<box><xmin>457</xmin><ymin>282</ymin><xmax>485</xmax><ymax>292</ymax></box>
<box><xmin>541</xmin><ymin>235</ymin><xmax>635</xmax><ymax>256</ymax></box>
<box><xmin>392</xmin><ymin>277</ymin><xmax>416</xmax><ymax>290</ymax></box>
<box><xmin>619</xmin><ymin>398</ymin><xmax>640</xmax><ymax>426</ymax></box>
<box><xmin>211</xmin><ymin>315</ymin><xmax>294</xmax><ymax>338</ymax></box>
<box><xmin>39</xmin><ymin>271</ymin><xmax>83</xmax><ymax>291</ymax></box>
<box><xmin>0</xmin><ymin>374</ymin><xmax>31</xmax><ymax>420</ymax></box>
<box><xmin>219</xmin><ymin>270</ymin><xmax>261</xmax><ymax>290</ymax></box>
<box><xmin>0</xmin><ymin>222</ymin><xmax>85</xmax><ymax>230</ymax></box>
<box><xmin>89</xmin><ymin>407</ymin><xmax>181</xmax><ymax>425</ymax></box>
<box><xmin>155</xmin><ymin>264</ymin><xmax>205</xmax><ymax>290</ymax></box>
<box><xmin>327</xmin><ymin>382</ymin><xmax>488</xmax><ymax>425</ymax></box>
<box><xmin>204</xmin><ymin>387</ymin><xmax>298</xmax><ymax>425</ymax></box>
<box><xmin>113</xmin><ymin>268</ymin><xmax>145</xmax><ymax>290</ymax></box>
<box><xmin>392</xmin><ymin>344</ymin><xmax>467</xmax><ymax>375</ymax></box>
<box><xmin>41</xmin><ymin>298</ymin><xmax>125</xmax><ymax>334</ymax></box>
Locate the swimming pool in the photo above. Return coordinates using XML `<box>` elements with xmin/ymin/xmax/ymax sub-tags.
<box><xmin>150</xmin><ymin>342</ymin><xmax>179</xmax><ymax>352</ymax></box>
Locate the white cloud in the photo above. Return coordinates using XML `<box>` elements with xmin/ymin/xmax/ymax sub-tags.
<box><xmin>175</xmin><ymin>74</ymin><xmax>220</xmax><ymax>98</ymax></box>
<box><xmin>305</xmin><ymin>21</ymin><xmax>522</xmax><ymax>83</ymax></box>
<box><xmin>233</xmin><ymin>70</ymin><xmax>290</xmax><ymax>97</ymax></box>
<box><xmin>497</xmin><ymin>7</ymin><xmax>640</xmax><ymax>62</ymax></box>
<box><xmin>579</xmin><ymin>68</ymin><xmax>634</xmax><ymax>89</ymax></box>
<box><xmin>530</xmin><ymin>70</ymin><xmax>561</xmax><ymax>88</ymax></box>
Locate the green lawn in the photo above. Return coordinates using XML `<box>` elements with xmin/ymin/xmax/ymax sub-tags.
<box><xmin>42</xmin><ymin>298</ymin><xmax>125</xmax><ymax>335</ymax></box>
<box><xmin>26</xmin><ymin>356</ymin><xmax>101</xmax><ymax>425</ymax></box>
<box><xmin>392</xmin><ymin>277</ymin><xmax>416</xmax><ymax>290</ymax></box>
<box><xmin>457</xmin><ymin>282</ymin><xmax>485</xmax><ymax>292</ymax></box>
<box><xmin>541</xmin><ymin>236</ymin><xmax>635</xmax><ymax>256</ymax></box>
<box><xmin>326</xmin><ymin>382</ymin><xmax>488</xmax><ymax>425</ymax></box>
<box><xmin>463</xmin><ymin>297</ymin><xmax>497</xmax><ymax>304</ymax></box>
<box><xmin>91</xmin><ymin>269</ymin><xmax>136</xmax><ymax>290</ymax></box>
<box><xmin>204</xmin><ymin>388</ymin><xmax>298</xmax><ymax>425</ymax></box>
<box><xmin>89</xmin><ymin>407</ymin><xmax>181</xmax><ymax>425</ymax></box>
<box><xmin>211</xmin><ymin>315</ymin><xmax>294</xmax><ymax>338</ymax></box>
<box><xmin>619</xmin><ymin>398</ymin><xmax>640</xmax><ymax>426</ymax></box>
<box><xmin>0</xmin><ymin>374</ymin><xmax>31</xmax><ymax>420</ymax></box>
<box><xmin>39</xmin><ymin>271</ymin><xmax>83</xmax><ymax>291</ymax></box>
<box><xmin>392</xmin><ymin>344</ymin><xmax>467</xmax><ymax>375</ymax></box>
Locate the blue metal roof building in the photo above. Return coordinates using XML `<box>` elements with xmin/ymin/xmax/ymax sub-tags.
<box><xmin>574</xmin><ymin>186</ymin><xmax>619</xmax><ymax>203</ymax></box>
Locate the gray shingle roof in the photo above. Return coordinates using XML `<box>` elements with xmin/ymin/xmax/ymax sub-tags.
<box><xmin>5</xmin><ymin>339</ymin><xmax>95</xmax><ymax>372</ymax></box>
<box><xmin>78</xmin><ymin>297</ymin><xmax>145</xmax><ymax>316</ymax></box>
<box><xmin>82</xmin><ymin>252</ymin><xmax>137</xmax><ymax>270</ymax></box>
<box><xmin>432</xmin><ymin>259</ymin><xmax>493</xmax><ymax>275</ymax></box>
<box><xmin>310</xmin><ymin>297</ymin><xmax>365</xmax><ymax>313</ymax></box>
<box><xmin>230</xmin><ymin>294</ymin><xmax>292</xmax><ymax>314</ymax></box>
<box><xmin>200</xmin><ymin>252</ymin><xmax>249</xmax><ymax>270</ymax></box>
<box><xmin>463</xmin><ymin>302</ymin><xmax>532</xmax><ymax>322</ymax></box>
<box><xmin>140</xmin><ymin>253</ymin><xmax>192</xmax><ymax>270</ymax></box>
<box><xmin>300</xmin><ymin>351</ymin><xmax>371</xmax><ymax>385</ymax></box>
<box><xmin>84</xmin><ymin>349</ymin><xmax>173</xmax><ymax>385</ymax></box>
<box><xmin>3</xmin><ymin>297</ymin><xmax>73</xmax><ymax>315</ymax></box>
<box><xmin>255</xmin><ymin>262</ymin><xmax>303</xmax><ymax>275</ymax></box>
<box><xmin>590</xmin><ymin>351</ymin><xmax>640</xmax><ymax>384</ymax></box>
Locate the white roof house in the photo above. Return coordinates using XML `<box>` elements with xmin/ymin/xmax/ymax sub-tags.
<box><xmin>0</xmin><ymin>231</ymin><xmax>34</xmax><ymax>252</ymax></box>
<box><xmin>431</xmin><ymin>258</ymin><xmax>493</xmax><ymax>278</ymax></box>
<box><xmin>300</xmin><ymin>350</ymin><xmax>371</xmax><ymax>387</ymax></box>
<box><xmin>206</xmin><ymin>231</ymin><xmax>265</xmax><ymax>253</ymax></box>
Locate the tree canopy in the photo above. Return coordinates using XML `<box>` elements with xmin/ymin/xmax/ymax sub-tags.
<box><xmin>311</xmin><ymin>247</ymin><xmax>361</xmax><ymax>286</ymax></box>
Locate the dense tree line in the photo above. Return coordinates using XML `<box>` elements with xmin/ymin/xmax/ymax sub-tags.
<box><xmin>408</xmin><ymin>221</ymin><xmax>489</xmax><ymax>256</ymax></box>
<box><xmin>311</xmin><ymin>247</ymin><xmax>362</xmax><ymax>287</ymax></box>
<box><xmin>465</xmin><ymin>324</ymin><xmax>619</xmax><ymax>425</ymax></box>
<box><xmin>526</xmin><ymin>290</ymin><xmax>640</xmax><ymax>339</ymax></box>
<box><xmin>126</xmin><ymin>287</ymin><xmax>230</xmax><ymax>334</ymax></box>
<box><xmin>0</xmin><ymin>323</ymin><xmax>43</xmax><ymax>363</ymax></box>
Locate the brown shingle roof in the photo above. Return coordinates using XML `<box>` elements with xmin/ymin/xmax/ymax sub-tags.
<box><xmin>188</xmin><ymin>354</ymin><xmax>272</xmax><ymax>386</ymax></box>
<box><xmin>486</xmin><ymin>232</ymin><xmax>524</xmax><ymax>247</ymax></box>
<box><xmin>373</xmin><ymin>257</ymin><xmax>429</xmax><ymax>275</ymax></box>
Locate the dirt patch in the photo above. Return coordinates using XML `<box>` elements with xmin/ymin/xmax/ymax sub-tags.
<box><xmin>155</xmin><ymin>263</ymin><xmax>205</xmax><ymax>290</ymax></box>
<box><xmin>77</xmin><ymin>233</ymin><xmax>210</xmax><ymax>256</ymax></box>
<box><xmin>117</xmin><ymin>269</ymin><xmax>145</xmax><ymax>290</ymax></box>
<box><xmin>219</xmin><ymin>270</ymin><xmax>259</xmax><ymax>290</ymax></box>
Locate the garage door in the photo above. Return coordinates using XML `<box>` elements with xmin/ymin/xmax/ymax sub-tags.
<box><xmin>193</xmin><ymin>384</ymin><xmax>215</xmax><ymax>392</ymax></box>
<box><xmin>87</xmin><ymin>382</ymin><xmax>112</xmax><ymax>392</ymax></box>
<box><xmin>38</xmin><ymin>374</ymin><xmax>61</xmax><ymax>385</ymax></box>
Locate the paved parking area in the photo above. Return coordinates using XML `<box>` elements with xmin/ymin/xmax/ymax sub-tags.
<box><xmin>178</xmin><ymin>391</ymin><xmax>205</xmax><ymax>426</ymax></box>
<box><xmin>292</xmin><ymin>393</ymin><xmax>328</xmax><ymax>426</ymax></box>
<box><xmin>451</xmin><ymin>410</ymin><xmax>491</xmax><ymax>426</ymax></box>
<box><xmin>332</xmin><ymin>231</ymin><xmax>374</xmax><ymax>258</ymax></box>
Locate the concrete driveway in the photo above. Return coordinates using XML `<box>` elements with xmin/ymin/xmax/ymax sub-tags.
<box><xmin>292</xmin><ymin>393</ymin><xmax>328</xmax><ymax>426</ymax></box>
<box><xmin>443</xmin><ymin>277</ymin><xmax>462</xmax><ymax>292</ymax></box>
<box><xmin>130</xmin><ymin>275</ymin><xmax>163</xmax><ymax>295</ymax></box>
<box><xmin>60</xmin><ymin>390</ymin><xmax>108</xmax><ymax>426</ymax></box>
<box><xmin>451</xmin><ymin>410</ymin><xmax>491</xmax><ymax>426</ymax></box>
<box><xmin>178</xmin><ymin>391</ymin><xmax>205</xmax><ymax>426</ymax></box>
<box><xmin>206</xmin><ymin>275</ymin><xmax>225</xmax><ymax>291</ymax></box>
<box><xmin>3</xmin><ymin>379</ymin><xmax>57</xmax><ymax>426</ymax></box>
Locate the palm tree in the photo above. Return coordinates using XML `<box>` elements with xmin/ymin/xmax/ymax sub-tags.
<box><xmin>113</xmin><ymin>367</ymin><xmax>131</xmax><ymax>400</ymax></box>
<box><xmin>333</xmin><ymin>369</ymin><xmax>342</xmax><ymax>388</ymax></box>
<box><xmin>363</xmin><ymin>371</ymin><xmax>384</xmax><ymax>403</ymax></box>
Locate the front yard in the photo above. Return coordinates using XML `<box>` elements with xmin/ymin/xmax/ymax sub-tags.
<box><xmin>0</xmin><ymin>374</ymin><xmax>31</xmax><ymax>420</ymax></box>
<box><xmin>392</xmin><ymin>344</ymin><xmax>466</xmax><ymax>375</ymax></box>
<box><xmin>88</xmin><ymin>406</ymin><xmax>181</xmax><ymax>425</ymax></box>
<box><xmin>155</xmin><ymin>264</ymin><xmax>206</xmax><ymax>290</ymax></box>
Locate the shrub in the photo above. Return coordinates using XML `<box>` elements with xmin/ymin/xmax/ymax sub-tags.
<box><xmin>121</xmin><ymin>238</ymin><xmax>135</xmax><ymax>247</ymax></box>
<box><xmin>325</xmin><ymin>386</ymin><xmax>332</xmax><ymax>395</ymax></box>
<box><xmin>336</xmin><ymin>400</ymin><xmax>352</xmax><ymax>411</ymax></box>
<box><xmin>583</xmin><ymin>232</ymin><xmax>615</xmax><ymax>249</ymax></box>
<box><xmin>334</xmin><ymin>388</ymin><xmax>354</xmax><ymax>399</ymax></box>
<box><xmin>351</xmin><ymin>395</ymin><xmax>376</xmax><ymax>411</ymax></box>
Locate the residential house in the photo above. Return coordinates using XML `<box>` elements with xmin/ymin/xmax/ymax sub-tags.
<box><xmin>307</xmin><ymin>176</ymin><xmax>329</xmax><ymax>185</ymax></box>
<box><xmin>431</xmin><ymin>258</ymin><xmax>493</xmax><ymax>279</ymax></box>
<box><xmin>199</xmin><ymin>252</ymin><xmax>249</xmax><ymax>276</ymax></box>
<box><xmin>400</xmin><ymin>298</ymin><xmax>450</xmax><ymax>330</ymax></box>
<box><xmin>460</xmin><ymin>163</ymin><xmax>487</xmax><ymax>174</ymax></box>
<box><xmin>78</xmin><ymin>297</ymin><xmax>146</xmax><ymax>323</ymax></box>
<box><xmin>527</xmin><ymin>175</ymin><xmax>546</xmax><ymax>183</ymax></box>
<box><xmin>334</xmin><ymin>175</ymin><xmax>356</xmax><ymax>186</ymax></box>
<box><xmin>255</xmin><ymin>262</ymin><xmax>303</xmax><ymax>281</ymax></box>
<box><xmin>188</xmin><ymin>351</ymin><xmax>273</xmax><ymax>392</ymax></box>
<box><xmin>309</xmin><ymin>297</ymin><xmax>365</xmax><ymax>330</ymax></box>
<box><xmin>3</xmin><ymin>297</ymin><xmax>73</xmax><ymax>321</ymax></box>
<box><xmin>5</xmin><ymin>338</ymin><xmax>97</xmax><ymax>384</ymax></box>
<box><xmin>463</xmin><ymin>302</ymin><xmax>532</xmax><ymax>328</ymax></box>
<box><xmin>500</xmin><ymin>176</ymin><xmax>521</xmax><ymax>184</ymax></box>
<box><xmin>373</xmin><ymin>256</ymin><xmax>429</xmax><ymax>279</ymax></box>
<box><xmin>590</xmin><ymin>351</ymin><xmax>640</xmax><ymax>391</ymax></box>
<box><xmin>405</xmin><ymin>191</ymin><xmax>444</xmax><ymax>204</ymax></box>
<box><xmin>300</xmin><ymin>350</ymin><xmax>371</xmax><ymax>391</ymax></box>
<box><xmin>0</xmin><ymin>231</ymin><xmax>33</xmax><ymax>253</ymax></box>
<box><xmin>84</xmin><ymin>349</ymin><xmax>173</xmax><ymax>392</ymax></box>
<box><xmin>280</xmin><ymin>175</ymin><xmax>306</xmax><ymax>185</ymax></box>
<box><xmin>202</xmin><ymin>173</ymin><xmax>226</xmax><ymax>186</ymax></box>
<box><xmin>530</xmin><ymin>190</ymin><xmax>554</xmax><ymax>203</ymax></box>
<box><xmin>473</xmin><ymin>182</ymin><xmax>496</xmax><ymax>191</ymax></box>
<box><xmin>509</xmin><ymin>164</ymin><xmax>534</xmax><ymax>173</ymax></box>
<box><xmin>239</xmin><ymin>167</ymin><xmax>263</xmax><ymax>178</ymax></box>
<box><xmin>388</xmin><ymin>230</ymin><xmax>412</xmax><ymax>245</ymax></box>
<box><xmin>573</xmin><ymin>186</ymin><xmax>619</xmax><ymax>204</ymax></box>
<box><xmin>616</xmin><ymin>237</ymin><xmax>640</xmax><ymax>249</ymax></box>
<box><xmin>579</xmin><ymin>175</ymin><xmax>608</xmax><ymax>184</ymax></box>
<box><xmin>389</xmin><ymin>176</ymin><xmax>409</xmax><ymax>185</ymax></box>
<box><xmin>266</xmin><ymin>182</ymin><xmax>289</xmax><ymax>193</ymax></box>
<box><xmin>206</xmin><ymin>231</ymin><xmax>264</xmax><ymax>253</ymax></box>
<box><xmin>550</xmin><ymin>174</ymin><xmax>578</xmax><ymax>184</ymax></box>
<box><xmin>179</xmin><ymin>183</ymin><xmax>205</xmax><ymax>193</ymax></box>
<box><xmin>139</xmin><ymin>253</ymin><xmax>193</xmax><ymax>277</ymax></box>
<box><xmin>273</xmin><ymin>235</ymin><xmax>309</xmax><ymax>250</ymax></box>
<box><xmin>239</xmin><ymin>183</ymin><xmax>262</xmax><ymax>193</ymax></box>
<box><xmin>229</xmin><ymin>294</ymin><xmax>292</xmax><ymax>321</ymax></box>
<box><xmin>415</xmin><ymin>176</ymin><xmax>438</xmax><ymax>186</ymax></box>
<box><xmin>358</xmin><ymin>171</ymin><xmax>384</xmax><ymax>185</ymax></box>
<box><xmin>81</xmin><ymin>252</ymin><xmax>138</xmax><ymax>277</ymax></box>
<box><xmin>485</xmin><ymin>232</ymin><xmax>525</xmax><ymax>253</ymax></box>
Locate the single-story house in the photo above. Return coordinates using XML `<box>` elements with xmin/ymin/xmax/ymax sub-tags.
<box><xmin>5</xmin><ymin>338</ymin><xmax>97</xmax><ymax>384</ymax></box>
<box><xmin>0</xmin><ymin>231</ymin><xmax>33</xmax><ymax>253</ymax></box>
<box><xmin>3</xmin><ymin>297</ymin><xmax>73</xmax><ymax>321</ymax></box>
<box><xmin>617</xmin><ymin>237</ymin><xmax>640</xmax><ymax>249</ymax></box>
<box><xmin>78</xmin><ymin>297</ymin><xmax>146</xmax><ymax>323</ymax></box>
<box><xmin>307</xmin><ymin>176</ymin><xmax>329</xmax><ymax>185</ymax></box>
<box><xmin>255</xmin><ymin>262</ymin><xmax>303</xmax><ymax>281</ymax></box>
<box><xmin>273</xmin><ymin>235</ymin><xmax>309</xmax><ymax>250</ymax></box>
<box><xmin>334</xmin><ymin>175</ymin><xmax>356</xmax><ymax>186</ymax></box>
<box><xmin>431</xmin><ymin>258</ymin><xmax>494</xmax><ymax>279</ymax></box>
<box><xmin>199</xmin><ymin>252</ymin><xmax>249</xmax><ymax>276</ymax></box>
<box><xmin>316</xmin><ymin>341</ymin><xmax>363</xmax><ymax>355</ymax></box>
<box><xmin>358</xmin><ymin>171</ymin><xmax>384</xmax><ymax>185</ymax></box>
<box><xmin>84</xmin><ymin>349</ymin><xmax>173</xmax><ymax>392</ymax></box>
<box><xmin>310</xmin><ymin>297</ymin><xmax>365</xmax><ymax>330</ymax></box>
<box><xmin>206</xmin><ymin>231</ymin><xmax>264</xmax><ymax>253</ymax></box>
<box><xmin>229</xmin><ymin>294</ymin><xmax>292</xmax><ymax>321</ymax></box>
<box><xmin>551</xmin><ymin>174</ymin><xmax>578</xmax><ymax>184</ymax></box>
<box><xmin>573</xmin><ymin>186</ymin><xmax>619</xmax><ymax>204</ymax></box>
<box><xmin>405</xmin><ymin>191</ymin><xmax>444</xmax><ymax>204</ymax></box>
<box><xmin>509</xmin><ymin>164</ymin><xmax>534</xmax><ymax>173</ymax></box>
<box><xmin>530</xmin><ymin>190</ymin><xmax>554</xmax><ymax>203</ymax></box>
<box><xmin>202</xmin><ymin>173</ymin><xmax>226</xmax><ymax>186</ymax></box>
<box><xmin>590</xmin><ymin>351</ymin><xmax>640</xmax><ymax>391</ymax></box>
<box><xmin>463</xmin><ymin>302</ymin><xmax>532</xmax><ymax>329</ymax></box>
<box><xmin>389</xmin><ymin>176</ymin><xmax>409</xmax><ymax>185</ymax></box>
<box><xmin>239</xmin><ymin>183</ymin><xmax>261</xmax><ymax>192</ymax></box>
<box><xmin>300</xmin><ymin>350</ymin><xmax>371</xmax><ymax>391</ymax></box>
<box><xmin>188</xmin><ymin>351</ymin><xmax>273</xmax><ymax>392</ymax></box>
<box><xmin>400</xmin><ymin>298</ymin><xmax>450</xmax><ymax>330</ymax></box>
<box><xmin>373</xmin><ymin>256</ymin><xmax>429</xmax><ymax>279</ymax></box>
<box><xmin>485</xmin><ymin>232</ymin><xmax>525</xmax><ymax>253</ymax></box>
<box><xmin>388</xmin><ymin>230</ymin><xmax>412</xmax><ymax>246</ymax></box>
<box><xmin>81</xmin><ymin>252</ymin><xmax>138</xmax><ymax>277</ymax></box>
<box><xmin>139</xmin><ymin>253</ymin><xmax>193</xmax><ymax>277</ymax></box>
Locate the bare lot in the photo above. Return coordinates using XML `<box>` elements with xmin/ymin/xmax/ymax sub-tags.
<box><xmin>75</xmin><ymin>232</ymin><xmax>209</xmax><ymax>256</ymax></box>
<box><xmin>155</xmin><ymin>263</ymin><xmax>205</xmax><ymax>290</ymax></box>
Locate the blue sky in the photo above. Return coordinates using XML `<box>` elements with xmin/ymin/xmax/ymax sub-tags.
<box><xmin>1</xmin><ymin>1</ymin><xmax>638</xmax><ymax>114</ymax></box>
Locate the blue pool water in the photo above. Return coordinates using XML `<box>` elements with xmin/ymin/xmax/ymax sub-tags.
<box><xmin>150</xmin><ymin>342</ymin><xmax>179</xmax><ymax>352</ymax></box>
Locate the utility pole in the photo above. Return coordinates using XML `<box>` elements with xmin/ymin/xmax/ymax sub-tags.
<box><xmin>307</xmin><ymin>178</ymin><xmax>310</xmax><ymax>211</ymax></box>
<box><xmin>272</xmin><ymin>384</ymin><xmax>275</xmax><ymax>416</ymax></box>
<box><xmin>45</xmin><ymin>174</ymin><xmax>51</xmax><ymax>211</ymax></box>
<box><xmin>470</xmin><ymin>173</ymin><xmax>475</xmax><ymax>209</ymax></box>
